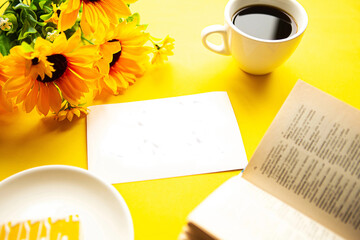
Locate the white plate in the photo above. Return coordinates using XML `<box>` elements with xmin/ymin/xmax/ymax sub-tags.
<box><xmin>0</xmin><ymin>165</ymin><xmax>134</xmax><ymax>240</ymax></box>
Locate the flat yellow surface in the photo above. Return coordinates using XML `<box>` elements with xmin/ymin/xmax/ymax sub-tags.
<box><xmin>1</xmin><ymin>0</ymin><xmax>360</xmax><ymax>239</ymax></box>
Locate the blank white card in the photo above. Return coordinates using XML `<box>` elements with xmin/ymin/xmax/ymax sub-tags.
<box><xmin>87</xmin><ymin>92</ymin><xmax>248</xmax><ymax>183</ymax></box>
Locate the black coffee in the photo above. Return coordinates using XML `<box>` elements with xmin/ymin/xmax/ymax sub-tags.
<box><xmin>232</xmin><ymin>5</ymin><xmax>297</xmax><ymax>40</ymax></box>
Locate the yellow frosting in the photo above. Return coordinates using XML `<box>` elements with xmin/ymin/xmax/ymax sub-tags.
<box><xmin>0</xmin><ymin>215</ymin><xmax>80</xmax><ymax>240</ymax></box>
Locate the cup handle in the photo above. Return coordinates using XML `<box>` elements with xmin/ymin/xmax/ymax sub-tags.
<box><xmin>201</xmin><ymin>25</ymin><xmax>230</xmax><ymax>55</ymax></box>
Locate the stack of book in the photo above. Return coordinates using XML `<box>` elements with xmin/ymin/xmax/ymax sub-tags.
<box><xmin>180</xmin><ymin>80</ymin><xmax>360</xmax><ymax>240</ymax></box>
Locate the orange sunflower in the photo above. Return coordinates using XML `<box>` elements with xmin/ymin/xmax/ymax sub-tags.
<box><xmin>45</xmin><ymin>2</ymin><xmax>66</xmax><ymax>26</ymax></box>
<box><xmin>0</xmin><ymin>53</ymin><xmax>13</xmax><ymax>112</ymax></box>
<box><xmin>94</xmin><ymin>20</ymin><xmax>151</xmax><ymax>95</ymax></box>
<box><xmin>55</xmin><ymin>105</ymin><xmax>89</xmax><ymax>121</ymax></box>
<box><xmin>151</xmin><ymin>35</ymin><xmax>175</xmax><ymax>65</ymax></box>
<box><xmin>59</xmin><ymin>0</ymin><xmax>135</xmax><ymax>36</ymax></box>
<box><xmin>3</xmin><ymin>32</ymin><xmax>101</xmax><ymax>116</ymax></box>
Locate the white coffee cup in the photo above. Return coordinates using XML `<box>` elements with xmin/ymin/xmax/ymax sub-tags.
<box><xmin>201</xmin><ymin>0</ymin><xmax>308</xmax><ymax>75</ymax></box>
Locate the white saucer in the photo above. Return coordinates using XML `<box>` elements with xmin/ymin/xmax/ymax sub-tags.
<box><xmin>0</xmin><ymin>165</ymin><xmax>134</xmax><ymax>239</ymax></box>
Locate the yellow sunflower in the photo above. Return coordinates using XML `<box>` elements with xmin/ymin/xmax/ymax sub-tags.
<box><xmin>45</xmin><ymin>2</ymin><xmax>66</xmax><ymax>26</ymax></box>
<box><xmin>151</xmin><ymin>35</ymin><xmax>175</xmax><ymax>65</ymax></box>
<box><xmin>59</xmin><ymin>0</ymin><xmax>135</xmax><ymax>36</ymax></box>
<box><xmin>55</xmin><ymin>104</ymin><xmax>89</xmax><ymax>121</ymax></box>
<box><xmin>3</xmin><ymin>32</ymin><xmax>101</xmax><ymax>116</ymax></box>
<box><xmin>94</xmin><ymin>20</ymin><xmax>151</xmax><ymax>95</ymax></box>
<box><xmin>0</xmin><ymin>54</ymin><xmax>13</xmax><ymax>112</ymax></box>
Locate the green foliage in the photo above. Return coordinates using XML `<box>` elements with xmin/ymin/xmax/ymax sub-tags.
<box><xmin>2</xmin><ymin>12</ymin><xmax>17</xmax><ymax>33</ymax></box>
<box><xmin>126</xmin><ymin>13</ymin><xmax>140</xmax><ymax>24</ymax></box>
<box><xmin>0</xmin><ymin>0</ymin><xmax>69</xmax><ymax>56</ymax></box>
<box><xmin>0</xmin><ymin>33</ymin><xmax>12</xmax><ymax>55</ymax></box>
<box><xmin>125</xmin><ymin>12</ymin><xmax>148</xmax><ymax>29</ymax></box>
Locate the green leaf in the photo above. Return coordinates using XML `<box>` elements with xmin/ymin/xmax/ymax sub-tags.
<box><xmin>40</xmin><ymin>12</ymin><xmax>53</xmax><ymax>21</ymax></box>
<box><xmin>30</xmin><ymin>3</ymin><xmax>37</xmax><ymax>10</ymax></box>
<box><xmin>19</xmin><ymin>9</ymin><xmax>26</xmax><ymax>24</ymax></box>
<box><xmin>18</xmin><ymin>20</ymin><xmax>37</xmax><ymax>40</ymax></box>
<box><xmin>20</xmin><ymin>41</ymin><xmax>33</xmax><ymax>53</ymax></box>
<box><xmin>28</xmin><ymin>12</ymin><xmax>46</xmax><ymax>26</ymax></box>
<box><xmin>0</xmin><ymin>33</ymin><xmax>12</xmax><ymax>56</ymax></box>
<box><xmin>39</xmin><ymin>0</ymin><xmax>47</xmax><ymax>9</ymax></box>
<box><xmin>26</xmin><ymin>9</ymin><xmax>37</xmax><ymax>20</ymax></box>
<box><xmin>14</xmin><ymin>2</ymin><xmax>31</xmax><ymax>11</ymax></box>
<box><xmin>43</xmin><ymin>5</ymin><xmax>52</xmax><ymax>12</ymax></box>
<box><xmin>19</xmin><ymin>8</ymin><xmax>37</xmax><ymax>26</ymax></box>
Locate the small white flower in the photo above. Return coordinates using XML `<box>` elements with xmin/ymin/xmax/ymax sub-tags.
<box><xmin>46</xmin><ymin>30</ymin><xmax>59</xmax><ymax>42</ymax></box>
<box><xmin>0</xmin><ymin>17</ymin><xmax>12</xmax><ymax>31</ymax></box>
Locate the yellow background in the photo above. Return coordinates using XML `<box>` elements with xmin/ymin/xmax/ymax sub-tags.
<box><xmin>1</xmin><ymin>0</ymin><xmax>360</xmax><ymax>239</ymax></box>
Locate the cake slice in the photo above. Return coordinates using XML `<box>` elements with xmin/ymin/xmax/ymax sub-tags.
<box><xmin>0</xmin><ymin>214</ymin><xmax>80</xmax><ymax>240</ymax></box>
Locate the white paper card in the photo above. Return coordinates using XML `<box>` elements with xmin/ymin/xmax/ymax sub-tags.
<box><xmin>87</xmin><ymin>92</ymin><xmax>248</xmax><ymax>183</ymax></box>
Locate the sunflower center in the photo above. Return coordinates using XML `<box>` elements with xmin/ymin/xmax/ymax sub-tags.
<box><xmin>37</xmin><ymin>54</ymin><xmax>67</xmax><ymax>83</ymax></box>
<box><xmin>32</xmin><ymin>57</ymin><xmax>39</xmax><ymax>65</ymax></box>
<box><xmin>108</xmin><ymin>39</ymin><xmax>121</xmax><ymax>68</ymax></box>
<box><xmin>56</xmin><ymin>10</ymin><xmax>61</xmax><ymax>17</ymax></box>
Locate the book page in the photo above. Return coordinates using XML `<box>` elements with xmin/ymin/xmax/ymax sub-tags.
<box><xmin>187</xmin><ymin>175</ymin><xmax>342</xmax><ymax>240</ymax></box>
<box><xmin>243</xmin><ymin>80</ymin><xmax>360</xmax><ymax>240</ymax></box>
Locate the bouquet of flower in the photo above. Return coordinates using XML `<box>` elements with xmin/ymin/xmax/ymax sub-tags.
<box><xmin>0</xmin><ymin>0</ymin><xmax>174</xmax><ymax>121</ymax></box>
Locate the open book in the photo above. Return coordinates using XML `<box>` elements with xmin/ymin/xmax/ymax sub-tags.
<box><xmin>180</xmin><ymin>80</ymin><xmax>360</xmax><ymax>240</ymax></box>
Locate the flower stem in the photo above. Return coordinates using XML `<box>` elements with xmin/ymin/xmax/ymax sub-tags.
<box><xmin>81</xmin><ymin>36</ymin><xmax>94</xmax><ymax>45</ymax></box>
<box><xmin>79</xmin><ymin>26</ymin><xmax>94</xmax><ymax>45</ymax></box>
